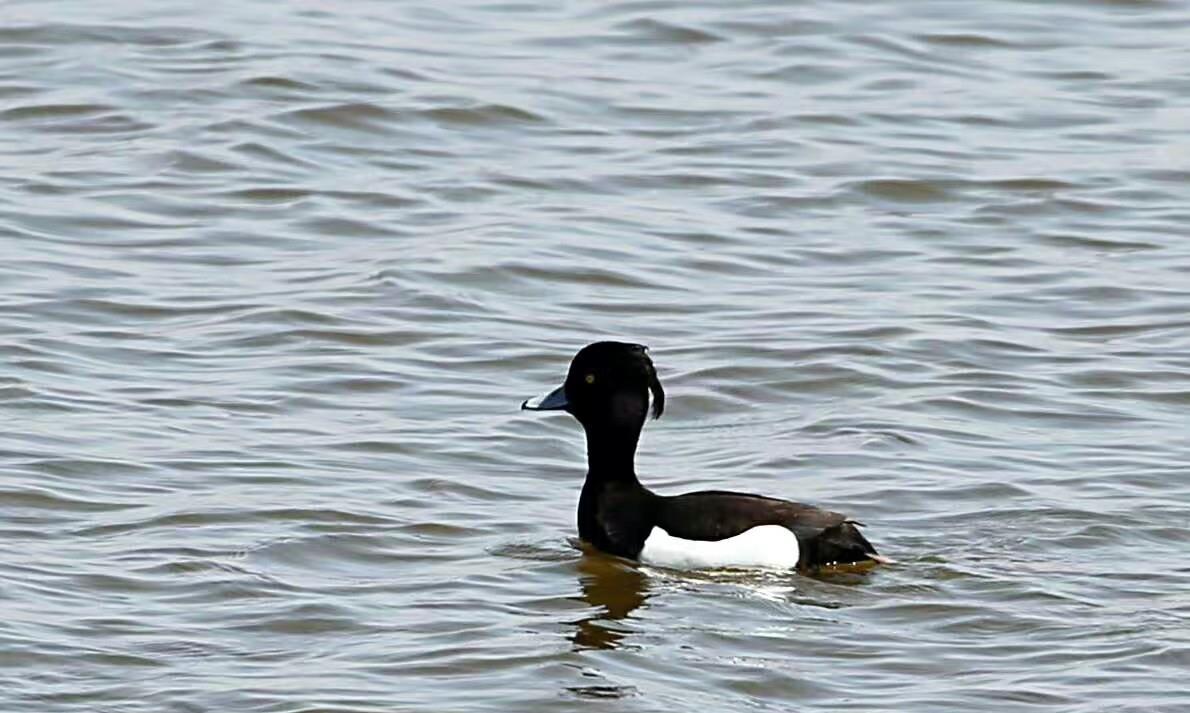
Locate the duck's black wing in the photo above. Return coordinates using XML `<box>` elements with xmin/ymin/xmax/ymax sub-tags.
<box><xmin>655</xmin><ymin>490</ymin><xmax>879</xmax><ymax>569</ymax></box>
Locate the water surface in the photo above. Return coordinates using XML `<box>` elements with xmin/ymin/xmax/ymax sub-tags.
<box><xmin>2</xmin><ymin>1</ymin><xmax>1190</xmax><ymax>711</ymax></box>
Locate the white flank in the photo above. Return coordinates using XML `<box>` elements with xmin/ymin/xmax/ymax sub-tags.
<box><xmin>639</xmin><ymin>525</ymin><xmax>800</xmax><ymax>570</ymax></box>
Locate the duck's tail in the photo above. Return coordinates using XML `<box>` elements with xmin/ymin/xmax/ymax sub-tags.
<box><xmin>800</xmin><ymin>520</ymin><xmax>892</xmax><ymax>569</ymax></box>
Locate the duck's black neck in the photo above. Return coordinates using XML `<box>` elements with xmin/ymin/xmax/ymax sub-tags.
<box><xmin>582</xmin><ymin>423</ymin><xmax>642</xmax><ymax>482</ymax></box>
<box><xmin>578</xmin><ymin>422</ymin><xmax>653</xmax><ymax>558</ymax></box>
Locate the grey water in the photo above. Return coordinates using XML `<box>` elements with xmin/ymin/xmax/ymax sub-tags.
<box><xmin>2</xmin><ymin>1</ymin><xmax>1189</xmax><ymax>711</ymax></box>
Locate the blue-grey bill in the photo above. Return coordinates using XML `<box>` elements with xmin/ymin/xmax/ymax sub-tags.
<box><xmin>521</xmin><ymin>384</ymin><xmax>568</xmax><ymax>411</ymax></box>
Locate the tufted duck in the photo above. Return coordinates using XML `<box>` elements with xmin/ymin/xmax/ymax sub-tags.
<box><xmin>522</xmin><ymin>341</ymin><xmax>886</xmax><ymax>571</ymax></box>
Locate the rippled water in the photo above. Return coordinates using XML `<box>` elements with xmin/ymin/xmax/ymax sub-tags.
<box><xmin>3</xmin><ymin>1</ymin><xmax>1190</xmax><ymax>710</ymax></box>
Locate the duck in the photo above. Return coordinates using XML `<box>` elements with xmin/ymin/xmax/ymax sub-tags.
<box><xmin>522</xmin><ymin>341</ymin><xmax>886</xmax><ymax>571</ymax></box>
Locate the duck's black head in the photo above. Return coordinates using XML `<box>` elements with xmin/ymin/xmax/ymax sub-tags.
<box><xmin>522</xmin><ymin>341</ymin><xmax>664</xmax><ymax>431</ymax></box>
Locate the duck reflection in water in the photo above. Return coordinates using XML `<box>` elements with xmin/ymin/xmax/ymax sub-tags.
<box><xmin>568</xmin><ymin>542</ymin><xmax>870</xmax><ymax>650</ymax></box>
<box><xmin>571</xmin><ymin>542</ymin><xmax>649</xmax><ymax>650</ymax></box>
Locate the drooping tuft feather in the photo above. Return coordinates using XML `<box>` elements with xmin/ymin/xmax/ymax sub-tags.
<box><xmin>644</xmin><ymin>356</ymin><xmax>664</xmax><ymax>419</ymax></box>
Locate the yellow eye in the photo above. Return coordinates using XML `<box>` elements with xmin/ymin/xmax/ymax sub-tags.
<box><xmin>585</xmin><ymin>373</ymin><xmax>595</xmax><ymax>384</ymax></box>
